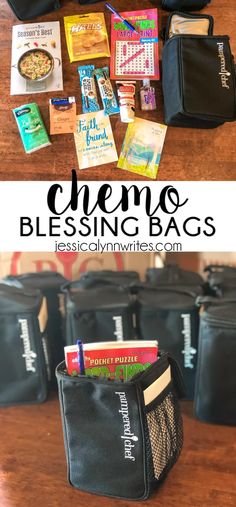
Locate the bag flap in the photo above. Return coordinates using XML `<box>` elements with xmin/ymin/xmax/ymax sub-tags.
<box><xmin>164</xmin><ymin>11</ymin><xmax>214</xmax><ymax>42</ymax></box>
<box><xmin>176</xmin><ymin>35</ymin><xmax>236</xmax><ymax>121</ymax></box>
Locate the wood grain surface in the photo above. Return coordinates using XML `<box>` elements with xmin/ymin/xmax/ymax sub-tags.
<box><xmin>0</xmin><ymin>396</ymin><xmax>236</xmax><ymax>507</ymax></box>
<box><xmin>0</xmin><ymin>0</ymin><xmax>235</xmax><ymax>181</ymax></box>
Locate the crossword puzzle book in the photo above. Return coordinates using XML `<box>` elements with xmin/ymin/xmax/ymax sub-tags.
<box><xmin>110</xmin><ymin>9</ymin><xmax>159</xmax><ymax>81</ymax></box>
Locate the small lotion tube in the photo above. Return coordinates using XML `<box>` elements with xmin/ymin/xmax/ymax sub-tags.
<box><xmin>116</xmin><ymin>81</ymin><xmax>136</xmax><ymax>123</ymax></box>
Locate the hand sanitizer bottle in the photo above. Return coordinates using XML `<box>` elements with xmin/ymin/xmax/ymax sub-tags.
<box><xmin>140</xmin><ymin>79</ymin><xmax>156</xmax><ymax>111</ymax></box>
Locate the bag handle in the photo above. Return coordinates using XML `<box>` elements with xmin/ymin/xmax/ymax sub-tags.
<box><xmin>61</xmin><ymin>278</ymin><xmax>126</xmax><ymax>293</ymax></box>
<box><xmin>204</xmin><ymin>264</ymin><xmax>236</xmax><ymax>274</ymax></box>
<box><xmin>137</xmin><ymin>283</ymin><xmax>198</xmax><ymax>299</ymax></box>
<box><xmin>196</xmin><ymin>295</ymin><xmax>236</xmax><ymax>307</ymax></box>
<box><xmin>0</xmin><ymin>281</ymin><xmax>40</xmax><ymax>298</ymax></box>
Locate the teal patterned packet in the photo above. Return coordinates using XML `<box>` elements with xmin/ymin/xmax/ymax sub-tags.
<box><xmin>13</xmin><ymin>103</ymin><xmax>51</xmax><ymax>154</ymax></box>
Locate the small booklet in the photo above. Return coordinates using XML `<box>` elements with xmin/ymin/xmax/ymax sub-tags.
<box><xmin>11</xmin><ymin>21</ymin><xmax>63</xmax><ymax>95</ymax></box>
<box><xmin>65</xmin><ymin>340</ymin><xmax>158</xmax><ymax>379</ymax></box>
<box><xmin>117</xmin><ymin>117</ymin><xmax>167</xmax><ymax>179</ymax></box>
<box><xmin>74</xmin><ymin>111</ymin><xmax>118</xmax><ymax>169</ymax></box>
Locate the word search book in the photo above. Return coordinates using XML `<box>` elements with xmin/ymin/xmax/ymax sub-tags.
<box><xmin>110</xmin><ymin>9</ymin><xmax>159</xmax><ymax>80</ymax></box>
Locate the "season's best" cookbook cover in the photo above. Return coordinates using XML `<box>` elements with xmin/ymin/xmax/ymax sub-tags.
<box><xmin>11</xmin><ymin>21</ymin><xmax>63</xmax><ymax>95</ymax></box>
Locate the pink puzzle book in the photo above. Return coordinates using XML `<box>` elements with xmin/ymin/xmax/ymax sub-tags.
<box><xmin>110</xmin><ymin>8</ymin><xmax>160</xmax><ymax>81</ymax></box>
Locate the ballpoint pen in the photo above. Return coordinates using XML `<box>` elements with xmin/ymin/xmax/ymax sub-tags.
<box><xmin>105</xmin><ymin>3</ymin><xmax>139</xmax><ymax>35</ymax></box>
<box><xmin>77</xmin><ymin>339</ymin><xmax>85</xmax><ymax>374</ymax></box>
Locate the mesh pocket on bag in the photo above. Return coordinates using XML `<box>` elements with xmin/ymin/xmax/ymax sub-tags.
<box><xmin>146</xmin><ymin>391</ymin><xmax>183</xmax><ymax>480</ymax></box>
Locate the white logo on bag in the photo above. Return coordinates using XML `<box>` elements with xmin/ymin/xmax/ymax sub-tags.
<box><xmin>115</xmin><ymin>391</ymin><xmax>138</xmax><ymax>462</ymax></box>
<box><xmin>217</xmin><ymin>42</ymin><xmax>231</xmax><ymax>89</ymax></box>
<box><xmin>181</xmin><ymin>314</ymin><xmax>197</xmax><ymax>369</ymax></box>
<box><xmin>19</xmin><ymin>318</ymin><xmax>37</xmax><ymax>373</ymax></box>
<box><xmin>113</xmin><ymin>315</ymin><xmax>124</xmax><ymax>341</ymax></box>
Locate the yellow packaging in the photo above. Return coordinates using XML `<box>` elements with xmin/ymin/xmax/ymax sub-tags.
<box><xmin>64</xmin><ymin>13</ymin><xmax>110</xmax><ymax>63</ymax></box>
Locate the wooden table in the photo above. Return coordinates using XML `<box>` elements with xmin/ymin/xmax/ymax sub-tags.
<box><xmin>0</xmin><ymin>395</ymin><xmax>236</xmax><ymax>507</ymax></box>
<box><xmin>0</xmin><ymin>0</ymin><xmax>235</xmax><ymax>181</ymax></box>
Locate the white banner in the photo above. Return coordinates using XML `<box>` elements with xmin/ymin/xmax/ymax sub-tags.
<box><xmin>0</xmin><ymin>178</ymin><xmax>235</xmax><ymax>252</ymax></box>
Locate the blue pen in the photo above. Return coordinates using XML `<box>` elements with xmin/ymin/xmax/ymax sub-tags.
<box><xmin>105</xmin><ymin>3</ymin><xmax>139</xmax><ymax>35</ymax></box>
<box><xmin>77</xmin><ymin>339</ymin><xmax>85</xmax><ymax>375</ymax></box>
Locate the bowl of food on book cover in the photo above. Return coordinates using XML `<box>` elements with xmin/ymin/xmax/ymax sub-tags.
<box><xmin>64</xmin><ymin>340</ymin><xmax>158</xmax><ymax>380</ymax></box>
<box><xmin>16</xmin><ymin>48</ymin><xmax>61</xmax><ymax>82</ymax></box>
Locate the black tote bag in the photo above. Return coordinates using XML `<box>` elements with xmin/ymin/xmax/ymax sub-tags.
<box><xmin>0</xmin><ymin>283</ymin><xmax>49</xmax><ymax>406</ymax></box>
<box><xmin>194</xmin><ymin>297</ymin><xmax>236</xmax><ymax>425</ymax></box>
<box><xmin>62</xmin><ymin>283</ymin><xmax>136</xmax><ymax>345</ymax></box>
<box><xmin>162</xmin><ymin>35</ymin><xmax>236</xmax><ymax>128</ymax></box>
<box><xmin>56</xmin><ymin>351</ymin><xmax>184</xmax><ymax>500</ymax></box>
<box><xmin>7</xmin><ymin>0</ymin><xmax>60</xmax><ymax>20</ymax></box>
<box><xmin>4</xmin><ymin>271</ymin><xmax>67</xmax><ymax>384</ymax></box>
<box><xmin>161</xmin><ymin>0</ymin><xmax>211</xmax><ymax>11</ymax></box>
<box><xmin>136</xmin><ymin>286</ymin><xmax>200</xmax><ymax>399</ymax></box>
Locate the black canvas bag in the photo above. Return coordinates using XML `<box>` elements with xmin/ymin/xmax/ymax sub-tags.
<box><xmin>194</xmin><ymin>297</ymin><xmax>236</xmax><ymax>425</ymax></box>
<box><xmin>162</xmin><ymin>35</ymin><xmax>236</xmax><ymax>128</ymax></box>
<box><xmin>136</xmin><ymin>286</ymin><xmax>200</xmax><ymax>399</ymax></box>
<box><xmin>4</xmin><ymin>271</ymin><xmax>67</xmax><ymax>384</ymax></box>
<box><xmin>0</xmin><ymin>283</ymin><xmax>49</xmax><ymax>406</ymax></box>
<box><xmin>146</xmin><ymin>264</ymin><xmax>204</xmax><ymax>290</ymax></box>
<box><xmin>6</xmin><ymin>0</ymin><xmax>60</xmax><ymax>20</ymax></box>
<box><xmin>204</xmin><ymin>264</ymin><xmax>236</xmax><ymax>297</ymax></box>
<box><xmin>56</xmin><ymin>351</ymin><xmax>184</xmax><ymax>500</ymax></box>
<box><xmin>75</xmin><ymin>270</ymin><xmax>140</xmax><ymax>290</ymax></box>
<box><xmin>62</xmin><ymin>283</ymin><xmax>135</xmax><ymax>345</ymax></box>
<box><xmin>161</xmin><ymin>0</ymin><xmax>211</xmax><ymax>11</ymax></box>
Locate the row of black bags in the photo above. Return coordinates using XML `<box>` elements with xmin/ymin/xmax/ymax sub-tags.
<box><xmin>1</xmin><ymin>264</ymin><xmax>235</xmax><ymax>500</ymax></box>
<box><xmin>0</xmin><ymin>264</ymin><xmax>236</xmax><ymax>425</ymax></box>
<box><xmin>7</xmin><ymin>1</ymin><xmax>211</xmax><ymax>21</ymax></box>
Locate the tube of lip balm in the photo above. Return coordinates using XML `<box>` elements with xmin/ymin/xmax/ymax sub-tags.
<box><xmin>78</xmin><ymin>64</ymin><xmax>100</xmax><ymax>114</ymax></box>
<box><xmin>94</xmin><ymin>67</ymin><xmax>119</xmax><ymax>116</ymax></box>
<box><xmin>116</xmin><ymin>81</ymin><xmax>136</xmax><ymax>123</ymax></box>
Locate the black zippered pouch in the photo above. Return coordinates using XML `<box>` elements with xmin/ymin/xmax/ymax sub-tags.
<box><xmin>4</xmin><ymin>271</ymin><xmax>67</xmax><ymax>385</ymax></box>
<box><xmin>194</xmin><ymin>297</ymin><xmax>236</xmax><ymax>425</ymax></box>
<box><xmin>146</xmin><ymin>264</ymin><xmax>204</xmax><ymax>290</ymax></box>
<box><xmin>0</xmin><ymin>283</ymin><xmax>49</xmax><ymax>406</ymax></box>
<box><xmin>62</xmin><ymin>283</ymin><xmax>136</xmax><ymax>345</ymax></box>
<box><xmin>6</xmin><ymin>0</ymin><xmax>60</xmax><ymax>20</ymax></box>
<box><xmin>204</xmin><ymin>264</ymin><xmax>236</xmax><ymax>297</ymax></box>
<box><xmin>162</xmin><ymin>34</ymin><xmax>236</xmax><ymax>128</ymax></box>
<box><xmin>136</xmin><ymin>286</ymin><xmax>200</xmax><ymax>399</ymax></box>
<box><xmin>73</xmin><ymin>270</ymin><xmax>140</xmax><ymax>290</ymax></box>
<box><xmin>56</xmin><ymin>351</ymin><xmax>184</xmax><ymax>500</ymax></box>
<box><xmin>161</xmin><ymin>0</ymin><xmax>211</xmax><ymax>11</ymax></box>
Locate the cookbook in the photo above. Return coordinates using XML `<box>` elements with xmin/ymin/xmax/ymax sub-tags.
<box><xmin>11</xmin><ymin>21</ymin><xmax>63</xmax><ymax>95</ymax></box>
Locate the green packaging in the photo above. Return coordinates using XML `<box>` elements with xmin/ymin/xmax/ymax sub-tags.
<box><xmin>13</xmin><ymin>103</ymin><xmax>51</xmax><ymax>154</ymax></box>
